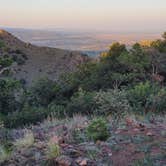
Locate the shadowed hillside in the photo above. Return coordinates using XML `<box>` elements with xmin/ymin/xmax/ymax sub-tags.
<box><xmin>0</xmin><ymin>30</ymin><xmax>89</xmax><ymax>85</ymax></box>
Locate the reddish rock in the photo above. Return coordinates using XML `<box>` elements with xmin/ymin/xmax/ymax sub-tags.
<box><xmin>50</xmin><ymin>136</ymin><xmax>64</xmax><ymax>145</ymax></box>
<box><xmin>79</xmin><ymin>159</ymin><xmax>87</xmax><ymax>166</ymax></box>
<box><xmin>56</xmin><ymin>155</ymin><xmax>72</xmax><ymax>166</ymax></box>
<box><xmin>146</xmin><ymin>132</ymin><xmax>153</xmax><ymax>136</ymax></box>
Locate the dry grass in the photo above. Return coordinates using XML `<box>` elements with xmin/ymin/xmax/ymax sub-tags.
<box><xmin>14</xmin><ymin>130</ymin><xmax>34</xmax><ymax>148</ymax></box>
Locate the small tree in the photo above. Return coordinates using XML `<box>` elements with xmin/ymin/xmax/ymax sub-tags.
<box><xmin>101</xmin><ymin>42</ymin><xmax>127</xmax><ymax>61</ymax></box>
<box><xmin>87</xmin><ymin>118</ymin><xmax>109</xmax><ymax>142</ymax></box>
<box><xmin>108</xmin><ymin>42</ymin><xmax>127</xmax><ymax>57</ymax></box>
<box><xmin>94</xmin><ymin>89</ymin><xmax>131</xmax><ymax>126</ymax></box>
<box><xmin>119</xmin><ymin>43</ymin><xmax>150</xmax><ymax>72</ymax></box>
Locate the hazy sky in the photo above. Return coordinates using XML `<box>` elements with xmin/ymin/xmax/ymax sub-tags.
<box><xmin>0</xmin><ymin>0</ymin><xmax>166</xmax><ymax>32</ymax></box>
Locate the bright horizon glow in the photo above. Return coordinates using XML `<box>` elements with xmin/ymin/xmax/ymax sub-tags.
<box><xmin>0</xmin><ymin>0</ymin><xmax>166</xmax><ymax>32</ymax></box>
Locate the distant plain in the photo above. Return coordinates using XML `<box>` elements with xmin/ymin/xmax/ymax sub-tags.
<box><xmin>5</xmin><ymin>28</ymin><xmax>161</xmax><ymax>56</ymax></box>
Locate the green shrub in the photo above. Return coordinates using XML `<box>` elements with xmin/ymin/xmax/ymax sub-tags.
<box><xmin>0</xmin><ymin>78</ymin><xmax>20</xmax><ymax>115</ymax></box>
<box><xmin>127</xmin><ymin>82</ymin><xmax>159</xmax><ymax>113</ymax></box>
<box><xmin>46</xmin><ymin>141</ymin><xmax>61</xmax><ymax>159</ymax></box>
<box><xmin>3</xmin><ymin>106</ymin><xmax>48</xmax><ymax>128</ymax></box>
<box><xmin>94</xmin><ymin>89</ymin><xmax>131</xmax><ymax>119</ymax></box>
<box><xmin>118</xmin><ymin>43</ymin><xmax>150</xmax><ymax>72</ymax></box>
<box><xmin>0</xmin><ymin>57</ymin><xmax>13</xmax><ymax>67</ymax></box>
<box><xmin>66</xmin><ymin>88</ymin><xmax>96</xmax><ymax>116</ymax></box>
<box><xmin>29</xmin><ymin>78</ymin><xmax>62</xmax><ymax>106</ymax></box>
<box><xmin>0</xmin><ymin>144</ymin><xmax>11</xmax><ymax>163</ymax></box>
<box><xmin>87</xmin><ymin>118</ymin><xmax>109</xmax><ymax>142</ymax></box>
<box><xmin>48</xmin><ymin>104</ymin><xmax>66</xmax><ymax>118</ymax></box>
<box><xmin>3</xmin><ymin>102</ymin><xmax>69</xmax><ymax>128</ymax></box>
<box><xmin>0</xmin><ymin>40</ymin><xmax>5</xmax><ymax>48</ymax></box>
<box><xmin>63</xmin><ymin>62</ymin><xmax>102</xmax><ymax>91</ymax></box>
<box><xmin>147</xmin><ymin>88</ymin><xmax>166</xmax><ymax>113</ymax></box>
<box><xmin>102</xmin><ymin>42</ymin><xmax>127</xmax><ymax>60</ymax></box>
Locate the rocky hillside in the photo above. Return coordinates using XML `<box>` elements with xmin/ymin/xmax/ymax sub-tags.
<box><xmin>1</xmin><ymin>115</ymin><xmax>166</xmax><ymax>166</ymax></box>
<box><xmin>0</xmin><ymin>30</ymin><xmax>89</xmax><ymax>85</ymax></box>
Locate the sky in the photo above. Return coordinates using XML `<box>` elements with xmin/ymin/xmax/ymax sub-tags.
<box><xmin>0</xmin><ymin>0</ymin><xmax>166</xmax><ymax>32</ymax></box>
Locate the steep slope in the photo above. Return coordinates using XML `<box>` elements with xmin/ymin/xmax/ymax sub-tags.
<box><xmin>0</xmin><ymin>30</ymin><xmax>89</xmax><ymax>85</ymax></box>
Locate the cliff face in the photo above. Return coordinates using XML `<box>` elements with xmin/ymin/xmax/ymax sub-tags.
<box><xmin>0</xmin><ymin>30</ymin><xmax>89</xmax><ymax>85</ymax></box>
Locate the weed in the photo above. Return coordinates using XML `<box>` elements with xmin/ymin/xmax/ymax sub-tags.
<box><xmin>0</xmin><ymin>144</ymin><xmax>12</xmax><ymax>163</ymax></box>
<box><xmin>87</xmin><ymin>118</ymin><xmax>110</xmax><ymax>142</ymax></box>
<box><xmin>14</xmin><ymin>130</ymin><xmax>34</xmax><ymax>148</ymax></box>
<box><xmin>46</xmin><ymin>141</ymin><xmax>61</xmax><ymax>159</ymax></box>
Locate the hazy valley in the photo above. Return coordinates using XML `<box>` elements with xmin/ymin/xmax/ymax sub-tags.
<box><xmin>5</xmin><ymin>28</ymin><xmax>161</xmax><ymax>56</ymax></box>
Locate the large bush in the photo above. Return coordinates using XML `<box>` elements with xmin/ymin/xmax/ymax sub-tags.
<box><xmin>146</xmin><ymin>88</ymin><xmax>166</xmax><ymax>113</ymax></box>
<box><xmin>0</xmin><ymin>57</ymin><xmax>13</xmax><ymax>68</ymax></box>
<box><xmin>119</xmin><ymin>43</ymin><xmax>150</xmax><ymax>72</ymax></box>
<box><xmin>94</xmin><ymin>89</ymin><xmax>131</xmax><ymax>119</ymax></box>
<box><xmin>64</xmin><ymin>62</ymin><xmax>103</xmax><ymax>91</ymax></box>
<box><xmin>3</xmin><ymin>105</ymin><xmax>48</xmax><ymax>128</ymax></box>
<box><xmin>0</xmin><ymin>40</ymin><xmax>5</xmax><ymax>48</ymax></box>
<box><xmin>127</xmin><ymin>82</ymin><xmax>166</xmax><ymax>113</ymax></box>
<box><xmin>28</xmin><ymin>78</ymin><xmax>63</xmax><ymax>106</ymax></box>
<box><xmin>0</xmin><ymin>79</ymin><xmax>20</xmax><ymax>115</ymax></box>
<box><xmin>3</xmin><ymin>103</ymin><xmax>67</xmax><ymax>128</ymax></box>
<box><xmin>66</xmin><ymin>88</ymin><xmax>96</xmax><ymax>116</ymax></box>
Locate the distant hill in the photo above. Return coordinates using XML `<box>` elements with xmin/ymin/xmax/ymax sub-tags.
<box><xmin>0</xmin><ymin>30</ymin><xmax>89</xmax><ymax>85</ymax></box>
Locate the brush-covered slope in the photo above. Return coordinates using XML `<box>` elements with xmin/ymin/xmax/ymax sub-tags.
<box><xmin>0</xmin><ymin>30</ymin><xmax>89</xmax><ymax>85</ymax></box>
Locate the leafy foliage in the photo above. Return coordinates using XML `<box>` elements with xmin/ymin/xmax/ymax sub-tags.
<box><xmin>128</xmin><ymin>82</ymin><xmax>166</xmax><ymax>113</ymax></box>
<box><xmin>0</xmin><ymin>57</ymin><xmax>13</xmax><ymax>68</ymax></box>
<box><xmin>0</xmin><ymin>78</ymin><xmax>20</xmax><ymax>115</ymax></box>
<box><xmin>3</xmin><ymin>106</ymin><xmax>48</xmax><ymax>128</ymax></box>
<box><xmin>0</xmin><ymin>144</ymin><xmax>11</xmax><ymax>163</ymax></box>
<box><xmin>66</xmin><ymin>88</ymin><xmax>96</xmax><ymax>116</ymax></box>
<box><xmin>1</xmin><ymin>33</ymin><xmax>166</xmax><ymax>128</ymax></box>
<box><xmin>151</xmin><ymin>32</ymin><xmax>166</xmax><ymax>53</ymax></box>
<box><xmin>28</xmin><ymin>78</ymin><xmax>62</xmax><ymax>106</ymax></box>
<box><xmin>0</xmin><ymin>40</ymin><xmax>5</xmax><ymax>48</ymax></box>
<box><xmin>119</xmin><ymin>43</ymin><xmax>150</xmax><ymax>72</ymax></box>
<box><xmin>87</xmin><ymin>118</ymin><xmax>109</xmax><ymax>142</ymax></box>
<box><xmin>146</xmin><ymin>87</ymin><xmax>166</xmax><ymax>113</ymax></box>
<box><xmin>48</xmin><ymin>104</ymin><xmax>66</xmax><ymax>118</ymax></box>
<box><xmin>46</xmin><ymin>142</ymin><xmax>61</xmax><ymax>159</ymax></box>
<box><xmin>102</xmin><ymin>42</ymin><xmax>127</xmax><ymax>60</ymax></box>
<box><xmin>94</xmin><ymin>89</ymin><xmax>131</xmax><ymax>118</ymax></box>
